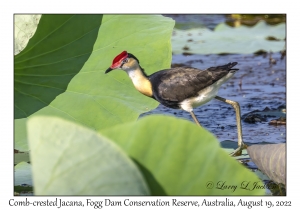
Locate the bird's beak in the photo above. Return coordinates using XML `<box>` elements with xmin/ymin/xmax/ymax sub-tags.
<box><xmin>106</xmin><ymin>59</ymin><xmax>123</xmax><ymax>74</ymax></box>
<box><xmin>105</xmin><ymin>67</ymin><xmax>113</xmax><ymax>74</ymax></box>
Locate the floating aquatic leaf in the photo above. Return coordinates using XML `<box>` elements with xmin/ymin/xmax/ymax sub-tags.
<box><xmin>14</xmin><ymin>152</ymin><xmax>30</xmax><ymax>165</ymax></box>
<box><xmin>172</xmin><ymin>21</ymin><xmax>285</xmax><ymax>54</ymax></box>
<box><xmin>14</xmin><ymin>162</ymin><xmax>32</xmax><ymax>186</ymax></box>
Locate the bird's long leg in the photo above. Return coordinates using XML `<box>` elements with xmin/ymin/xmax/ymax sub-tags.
<box><xmin>190</xmin><ymin>111</ymin><xmax>202</xmax><ymax>127</ymax></box>
<box><xmin>214</xmin><ymin>95</ymin><xmax>247</xmax><ymax>156</ymax></box>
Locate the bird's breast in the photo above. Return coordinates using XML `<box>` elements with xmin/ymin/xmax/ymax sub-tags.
<box><xmin>134</xmin><ymin>80</ymin><xmax>153</xmax><ymax>97</ymax></box>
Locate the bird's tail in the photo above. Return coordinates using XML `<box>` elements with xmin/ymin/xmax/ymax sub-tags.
<box><xmin>207</xmin><ymin>62</ymin><xmax>239</xmax><ymax>72</ymax></box>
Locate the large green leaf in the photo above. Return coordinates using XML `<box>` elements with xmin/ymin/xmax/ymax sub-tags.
<box><xmin>101</xmin><ymin>115</ymin><xmax>264</xmax><ymax>195</ymax></box>
<box><xmin>14</xmin><ymin>14</ymin><xmax>174</xmax><ymax>151</ymax></box>
<box><xmin>15</xmin><ymin>15</ymin><xmax>104</xmax><ymax>119</ymax></box>
<box><xmin>27</xmin><ymin>116</ymin><xmax>150</xmax><ymax>195</ymax></box>
<box><xmin>172</xmin><ymin>21</ymin><xmax>285</xmax><ymax>54</ymax></box>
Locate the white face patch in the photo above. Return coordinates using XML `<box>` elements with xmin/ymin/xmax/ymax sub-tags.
<box><xmin>126</xmin><ymin>69</ymin><xmax>136</xmax><ymax>79</ymax></box>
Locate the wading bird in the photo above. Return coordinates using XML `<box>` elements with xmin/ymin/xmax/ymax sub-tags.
<box><xmin>105</xmin><ymin>51</ymin><xmax>247</xmax><ymax>156</ymax></box>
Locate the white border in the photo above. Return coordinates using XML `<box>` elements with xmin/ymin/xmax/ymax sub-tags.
<box><xmin>2</xmin><ymin>0</ymin><xmax>299</xmax><ymax>209</ymax></box>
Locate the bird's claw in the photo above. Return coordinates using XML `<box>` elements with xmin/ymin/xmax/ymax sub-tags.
<box><xmin>230</xmin><ymin>143</ymin><xmax>248</xmax><ymax>157</ymax></box>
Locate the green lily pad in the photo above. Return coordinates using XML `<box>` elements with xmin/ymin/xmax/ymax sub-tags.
<box><xmin>220</xmin><ymin>140</ymin><xmax>250</xmax><ymax>159</ymax></box>
<box><xmin>27</xmin><ymin>116</ymin><xmax>150</xmax><ymax>195</ymax></box>
<box><xmin>172</xmin><ymin>21</ymin><xmax>285</xmax><ymax>54</ymax></box>
<box><xmin>14</xmin><ymin>14</ymin><xmax>174</xmax><ymax>151</ymax></box>
<box><xmin>14</xmin><ymin>152</ymin><xmax>30</xmax><ymax>165</ymax></box>
<box><xmin>254</xmin><ymin>169</ymin><xmax>271</xmax><ymax>182</ymax></box>
<box><xmin>101</xmin><ymin>115</ymin><xmax>264</xmax><ymax>195</ymax></box>
<box><xmin>14</xmin><ymin>162</ymin><xmax>32</xmax><ymax>186</ymax></box>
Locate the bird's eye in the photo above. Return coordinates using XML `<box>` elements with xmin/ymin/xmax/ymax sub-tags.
<box><xmin>123</xmin><ymin>58</ymin><xmax>128</xmax><ymax>63</ymax></box>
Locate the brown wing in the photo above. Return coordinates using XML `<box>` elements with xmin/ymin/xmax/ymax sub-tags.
<box><xmin>149</xmin><ymin>63</ymin><xmax>238</xmax><ymax>108</ymax></box>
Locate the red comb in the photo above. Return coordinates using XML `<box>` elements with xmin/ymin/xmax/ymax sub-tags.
<box><xmin>111</xmin><ymin>51</ymin><xmax>128</xmax><ymax>68</ymax></box>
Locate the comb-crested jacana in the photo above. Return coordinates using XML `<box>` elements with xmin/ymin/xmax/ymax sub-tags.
<box><xmin>105</xmin><ymin>51</ymin><xmax>247</xmax><ymax>156</ymax></box>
